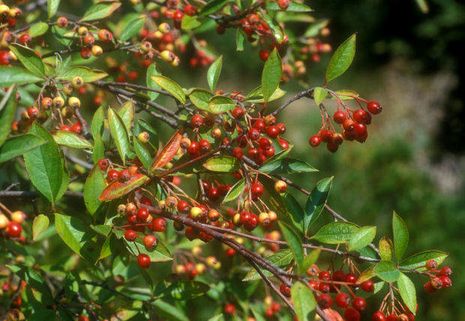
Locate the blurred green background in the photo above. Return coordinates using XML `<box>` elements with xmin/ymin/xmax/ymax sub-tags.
<box><xmin>199</xmin><ymin>0</ymin><xmax>465</xmax><ymax>320</ymax></box>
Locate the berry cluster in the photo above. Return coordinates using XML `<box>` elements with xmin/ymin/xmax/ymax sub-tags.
<box><xmin>0</xmin><ymin>209</ymin><xmax>26</xmax><ymax>241</ymax></box>
<box><xmin>423</xmin><ymin>259</ymin><xmax>453</xmax><ymax>293</ymax></box>
<box><xmin>309</xmin><ymin>98</ymin><xmax>382</xmax><ymax>152</ymax></box>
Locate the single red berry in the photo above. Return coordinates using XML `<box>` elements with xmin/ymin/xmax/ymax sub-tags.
<box><xmin>332</xmin><ymin>270</ymin><xmax>346</xmax><ymax>281</ymax></box>
<box><xmin>124</xmin><ymin>229</ymin><xmax>137</xmax><ymax>241</ymax></box>
<box><xmin>423</xmin><ymin>281</ymin><xmax>436</xmax><ymax>293</ymax></box>
<box><xmin>137</xmin><ymin>208</ymin><xmax>149</xmax><ymax>222</ymax></box>
<box><xmin>318</xmin><ymin>270</ymin><xmax>331</xmax><ymax>281</ymax></box>
<box><xmin>80</xmin><ymin>47</ymin><xmax>92</xmax><ymax>59</ymax></box>
<box><xmin>259</xmin><ymin>49</ymin><xmax>270</xmax><ymax>61</ymax></box>
<box><xmin>318</xmin><ymin>282</ymin><xmax>331</xmax><ymax>293</ymax></box>
<box><xmin>187</xmin><ymin>141</ymin><xmax>200</xmax><ymax>156</ymax></box>
<box><xmin>266</xmin><ymin>125</ymin><xmax>280</xmax><ymax>138</ymax></box>
<box><xmin>173</xmin><ymin>9</ymin><xmax>184</xmax><ymax>21</ymax></box>
<box><xmin>353</xmin><ymin>108</ymin><xmax>372</xmax><ymax>124</ymax></box>
<box><xmin>372</xmin><ymin>311</ymin><xmax>387</xmax><ymax>321</ymax></box>
<box><xmin>425</xmin><ymin>259</ymin><xmax>438</xmax><ymax>270</ymax></box>
<box><xmin>27</xmin><ymin>107</ymin><xmax>39</xmax><ymax>119</ymax></box>
<box><xmin>247</xmin><ymin>128</ymin><xmax>261</xmax><ymax>140</ymax></box>
<box><xmin>231</xmin><ymin>147</ymin><xmax>243</xmax><ymax>159</ymax></box>
<box><xmin>439</xmin><ymin>266</ymin><xmax>452</xmax><ymax>276</ymax></box>
<box><xmin>367</xmin><ymin>100</ymin><xmax>382</xmax><ymax>114</ymax></box>
<box><xmin>231</xmin><ymin>106</ymin><xmax>245</xmax><ymax>119</ymax></box>
<box><xmin>333</xmin><ymin>110</ymin><xmax>347</xmax><ymax>124</ymax></box>
<box><xmin>183</xmin><ymin>4</ymin><xmax>197</xmax><ymax>16</ymax></box>
<box><xmin>118</xmin><ymin>169</ymin><xmax>131</xmax><ymax>182</ymax></box>
<box><xmin>344</xmin><ymin>308</ymin><xmax>361</xmax><ymax>321</ymax></box>
<box><xmin>335</xmin><ymin>292</ymin><xmax>350</xmax><ymax>308</ymax></box>
<box><xmin>199</xmin><ymin>139</ymin><xmax>211</xmax><ymax>152</ymax></box>
<box><xmin>177</xmin><ymin>200</ymin><xmax>190</xmax><ymax>213</ymax></box>
<box><xmin>386</xmin><ymin>314</ymin><xmax>399</xmax><ymax>321</ymax></box>
<box><xmin>317</xmin><ymin>293</ymin><xmax>333</xmax><ymax>309</ymax></box>
<box><xmin>78</xmin><ymin>316</ymin><xmax>89</xmax><ymax>321</ymax></box>
<box><xmin>250</xmin><ymin>181</ymin><xmax>264</xmax><ymax>199</ymax></box>
<box><xmin>361</xmin><ymin>280</ymin><xmax>374</xmax><ymax>292</ymax></box>
<box><xmin>309</xmin><ymin>135</ymin><xmax>321</xmax><ymax>147</ymax></box>
<box><xmin>225</xmin><ymin>248</ymin><xmax>236</xmax><ymax>256</ymax></box>
<box><xmin>143</xmin><ymin>234</ymin><xmax>157</xmax><ymax>250</ymax></box>
<box><xmin>352</xmin><ymin>296</ymin><xmax>367</xmax><ymax>311</ymax></box>
<box><xmin>318</xmin><ymin>129</ymin><xmax>333</xmax><ymax>142</ymax></box>
<box><xmin>279</xmin><ymin>283</ymin><xmax>291</xmax><ymax>297</ymax></box>
<box><xmin>345</xmin><ymin>273</ymin><xmax>357</xmax><ymax>284</ymax></box>
<box><xmin>98</xmin><ymin>159</ymin><xmax>109</xmax><ymax>171</ymax></box>
<box><xmin>253</xmin><ymin>119</ymin><xmax>266</xmax><ymax>132</ymax></box>
<box><xmin>107</xmin><ymin>169</ymin><xmax>119</xmax><ymax>182</ymax></box>
<box><xmin>191</xmin><ymin>114</ymin><xmax>205</xmax><ymax>127</ymax></box>
<box><xmin>224</xmin><ymin>303</ymin><xmax>236</xmax><ymax>315</ymax></box>
<box><xmin>6</xmin><ymin>221</ymin><xmax>22</xmax><ymax>238</ymax></box>
<box><xmin>137</xmin><ymin>254</ymin><xmax>151</xmax><ymax>269</ymax></box>
<box><xmin>354</xmin><ymin>123</ymin><xmax>368</xmax><ymax>142</ymax></box>
<box><xmin>70</xmin><ymin>122</ymin><xmax>82</xmax><ymax>134</ymax></box>
<box><xmin>151</xmin><ymin>217</ymin><xmax>167</xmax><ymax>232</ymax></box>
<box><xmin>439</xmin><ymin>275</ymin><xmax>452</xmax><ymax>288</ymax></box>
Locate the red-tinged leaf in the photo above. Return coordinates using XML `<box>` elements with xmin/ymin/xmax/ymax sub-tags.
<box><xmin>322</xmin><ymin>309</ymin><xmax>344</xmax><ymax>321</ymax></box>
<box><xmin>99</xmin><ymin>173</ymin><xmax>150</xmax><ymax>201</ymax></box>
<box><xmin>151</xmin><ymin>130</ymin><xmax>182</xmax><ymax>171</ymax></box>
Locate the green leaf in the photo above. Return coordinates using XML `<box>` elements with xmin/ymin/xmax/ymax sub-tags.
<box><xmin>348</xmin><ymin>226</ymin><xmax>377</xmax><ymax>251</ymax></box>
<box><xmin>203</xmin><ymin>156</ymin><xmax>238</xmax><ymax>172</ymax></box>
<box><xmin>283</xmin><ymin>193</ymin><xmax>304</xmax><ymax>233</ymax></box>
<box><xmin>81</xmin><ymin>1</ymin><xmax>122</xmax><ymax>22</ymax></box>
<box><xmin>47</xmin><ymin>0</ymin><xmax>60</xmax><ymax>18</ymax></box>
<box><xmin>146</xmin><ymin>63</ymin><xmax>161</xmax><ymax>101</ymax></box>
<box><xmin>379</xmin><ymin>237</ymin><xmax>393</xmax><ymax>261</ymax></box>
<box><xmin>260</xmin><ymin>13</ymin><xmax>284</xmax><ymax>43</ymax></box>
<box><xmin>0</xmin><ymin>66</ymin><xmax>42</xmax><ymax>87</ymax></box>
<box><xmin>400</xmin><ymin>250</ymin><xmax>448</xmax><ymax>271</ymax></box>
<box><xmin>0</xmin><ymin>86</ymin><xmax>17</xmax><ymax>146</ymax></box>
<box><xmin>236</xmin><ymin>29</ymin><xmax>245</xmax><ymax>51</ymax></box>
<box><xmin>117</xmin><ymin>101</ymin><xmax>134</xmax><ymax>135</ymax></box>
<box><xmin>54</xmin><ymin>213</ymin><xmax>95</xmax><ymax>260</ymax></box>
<box><xmin>189</xmin><ymin>89</ymin><xmax>213</xmax><ymax>111</ymax></box>
<box><xmin>260</xmin><ymin>158</ymin><xmax>318</xmax><ymax>174</ymax></box>
<box><xmin>279</xmin><ymin>222</ymin><xmax>304</xmax><ymax>273</ymax></box>
<box><xmin>29</xmin><ymin>22</ymin><xmax>50</xmax><ymax>37</ymax></box>
<box><xmin>208</xmin><ymin>96</ymin><xmax>235</xmax><ymax>114</ymax></box>
<box><xmin>261</xmin><ymin>49</ymin><xmax>282</xmax><ymax>102</ymax></box>
<box><xmin>119</xmin><ymin>15</ymin><xmax>145</xmax><ymax>41</ymax></box>
<box><xmin>151</xmin><ymin>300</ymin><xmax>189</xmax><ymax>321</ymax></box>
<box><xmin>57</xmin><ymin>66</ymin><xmax>108</xmax><ymax>82</ymax></box>
<box><xmin>291</xmin><ymin>282</ymin><xmax>316</xmax><ymax>321</ymax></box>
<box><xmin>243</xmin><ymin>249</ymin><xmax>293</xmax><ymax>281</ymax></box>
<box><xmin>9</xmin><ymin>44</ymin><xmax>45</xmax><ymax>77</ymax></box>
<box><xmin>181</xmin><ymin>15</ymin><xmax>202</xmax><ymax>30</ymax></box>
<box><xmin>416</xmin><ymin>0</ymin><xmax>429</xmax><ymax>13</ymax></box>
<box><xmin>207</xmin><ymin>55</ymin><xmax>222</xmax><ymax>91</ymax></box>
<box><xmin>134</xmin><ymin>138</ymin><xmax>153</xmax><ymax>170</ymax></box>
<box><xmin>222</xmin><ymin>178</ymin><xmax>245</xmax><ymax>203</ymax></box>
<box><xmin>303</xmin><ymin>249</ymin><xmax>321</xmax><ymax>271</ymax></box>
<box><xmin>199</xmin><ymin>0</ymin><xmax>230</xmax><ymax>16</ymax></box>
<box><xmin>108</xmin><ymin>108</ymin><xmax>131</xmax><ymax>165</ymax></box>
<box><xmin>24</xmin><ymin>124</ymin><xmax>69</xmax><ymax>205</ymax></box>
<box><xmin>374</xmin><ymin>261</ymin><xmax>400</xmax><ymax>282</ymax></box>
<box><xmin>83</xmin><ymin>167</ymin><xmax>106</xmax><ymax>215</ymax></box>
<box><xmin>99</xmin><ymin>173</ymin><xmax>149</xmax><ymax>201</ymax></box>
<box><xmin>152</xmin><ymin>75</ymin><xmax>186</xmax><ymax>104</ymax></box>
<box><xmin>267</xmin><ymin>1</ymin><xmax>313</xmax><ymax>12</ymax></box>
<box><xmin>397</xmin><ymin>273</ymin><xmax>417</xmax><ymax>314</ymax></box>
<box><xmin>124</xmin><ymin>237</ymin><xmax>172</xmax><ymax>263</ymax></box>
<box><xmin>304</xmin><ymin>176</ymin><xmax>333</xmax><ymax>231</ymax></box>
<box><xmin>0</xmin><ymin>134</ymin><xmax>46</xmax><ymax>163</ymax></box>
<box><xmin>53</xmin><ymin>131</ymin><xmax>92</xmax><ymax>149</ymax></box>
<box><xmin>246</xmin><ymin>85</ymin><xmax>286</xmax><ymax>103</ymax></box>
<box><xmin>311</xmin><ymin>221</ymin><xmax>359</xmax><ymax>244</ymax></box>
<box><xmin>325</xmin><ymin>33</ymin><xmax>356</xmax><ymax>83</ymax></box>
<box><xmin>392</xmin><ymin>211</ymin><xmax>409</xmax><ymax>261</ymax></box>
<box><xmin>32</xmin><ymin>214</ymin><xmax>50</xmax><ymax>241</ymax></box>
<box><xmin>91</xmin><ymin>105</ymin><xmax>105</xmax><ymax>139</ymax></box>
<box><xmin>313</xmin><ymin>87</ymin><xmax>328</xmax><ymax>106</ymax></box>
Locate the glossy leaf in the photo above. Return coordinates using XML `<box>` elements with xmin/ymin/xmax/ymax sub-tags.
<box><xmin>398</xmin><ymin>273</ymin><xmax>417</xmax><ymax>314</ymax></box>
<box><xmin>203</xmin><ymin>156</ymin><xmax>238</xmax><ymax>172</ymax></box>
<box><xmin>222</xmin><ymin>178</ymin><xmax>245</xmax><ymax>203</ymax></box>
<box><xmin>392</xmin><ymin>211</ymin><xmax>409</xmax><ymax>261</ymax></box>
<box><xmin>108</xmin><ymin>108</ymin><xmax>131</xmax><ymax>165</ymax></box>
<box><xmin>208</xmin><ymin>96</ymin><xmax>235</xmax><ymax>114</ymax></box>
<box><xmin>207</xmin><ymin>55</ymin><xmax>223</xmax><ymax>91</ymax></box>
<box><xmin>245</xmin><ymin>85</ymin><xmax>286</xmax><ymax>103</ymax></box>
<box><xmin>400</xmin><ymin>250</ymin><xmax>448</xmax><ymax>271</ymax></box>
<box><xmin>261</xmin><ymin>49</ymin><xmax>282</xmax><ymax>102</ymax></box>
<box><xmin>348</xmin><ymin>226</ymin><xmax>376</xmax><ymax>251</ymax></box>
<box><xmin>291</xmin><ymin>282</ymin><xmax>316</xmax><ymax>321</ymax></box>
<box><xmin>279</xmin><ymin>222</ymin><xmax>304</xmax><ymax>273</ymax></box>
<box><xmin>379</xmin><ymin>237</ymin><xmax>393</xmax><ymax>261</ymax></box>
<box><xmin>313</xmin><ymin>87</ymin><xmax>328</xmax><ymax>106</ymax></box>
<box><xmin>0</xmin><ymin>86</ymin><xmax>17</xmax><ymax>146</ymax></box>
<box><xmin>99</xmin><ymin>173</ymin><xmax>150</xmax><ymax>201</ymax></box>
<box><xmin>181</xmin><ymin>15</ymin><xmax>202</xmax><ymax>30</ymax></box>
<box><xmin>152</xmin><ymin>76</ymin><xmax>186</xmax><ymax>104</ymax></box>
<box><xmin>311</xmin><ymin>222</ymin><xmax>359</xmax><ymax>244</ymax></box>
<box><xmin>325</xmin><ymin>34</ymin><xmax>356</xmax><ymax>83</ymax></box>
<box><xmin>24</xmin><ymin>124</ymin><xmax>69</xmax><ymax>205</ymax></box>
<box><xmin>0</xmin><ymin>134</ymin><xmax>46</xmax><ymax>163</ymax></box>
<box><xmin>374</xmin><ymin>261</ymin><xmax>400</xmax><ymax>282</ymax></box>
<box><xmin>29</xmin><ymin>22</ymin><xmax>49</xmax><ymax>37</ymax></box>
<box><xmin>199</xmin><ymin>0</ymin><xmax>230</xmax><ymax>16</ymax></box>
<box><xmin>304</xmin><ymin>176</ymin><xmax>333</xmax><ymax>231</ymax></box>
<box><xmin>124</xmin><ymin>237</ymin><xmax>172</xmax><ymax>263</ymax></box>
<box><xmin>151</xmin><ymin>300</ymin><xmax>189</xmax><ymax>321</ymax></box>
<box><xmin>117</xmin><ymin>101</ymin><xmax>134</xmax><ymax>135</ymax></box>
<box><xmin>57</xmin><ymin>66</ymin><xmax>108</xmax><ymax>82</ymax></box>
<box><xmin>119</xmin><ymin>15</ymin><xmax>145</xmax><ymax>41</ymax></box>
<box><xmin>0</xmin><ymin>66</ymin><xmax>42</xmax><ymax>87</ymax></box>
<box><xmin>260</xmin><ymin>158</ymin><xmax>318</xmax><ymax>174</ymax></box>
<box><xmin>47</xmin><ymin>0</ymin><xmax>60</xmax><ymax>18</ymax></box>
<box><xmin>81</xmin><ymin>1</ymin><xmax>122</xmax><ymax>22</ymax></box>
<box><xmin>32</xmin><ymin>214</ymin><xmax>50</xmax><ymax>241</ymax></box>
<box><xmin>189</xmin><ymin>89</ymin><xmax>213</xmax><ymax>111</ymax></box>
<box><xmin>146</xmin><ymin>63</ymin><xmax>161</xmax><ymax>101</ymax></box>
<box><xmin>84</xmin><ymin>167</ymin><xmax>106</xmax><ymax>215</ymax></box>
<box><xmin>53</xmin><ymin>131</ymin><xmax>92</xmax><ymax>149</ymax></box>
<box><xmin>9</xmin><ymin>44</ymin><xmax>45</xmax><ymax>77</ymax></box>
<box><xmin>151</xmin><ymin>130</ymin><xmax>182</xmax><ymax>171</ymax></box>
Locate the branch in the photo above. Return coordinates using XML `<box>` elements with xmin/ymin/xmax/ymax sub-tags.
<box><xmin>270</xmin><ymin>88</ymin><xmax>315</xmax><ymax>116</ymax></box>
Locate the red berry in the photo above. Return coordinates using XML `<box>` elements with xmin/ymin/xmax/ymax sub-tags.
<box><xmin>137</xmin><ymin>208</ymin><xmax>149</xmax><ymax>222</ymax></box>
<box><xmin>224</xmin><ymin>303</ymin><xmax>236</xmax><ymax>315</ymax></box>
<box><xmin>352</xmin><ymin>296</ymin><xmax>366</xmax><ymax>311</ymax></box>
<box><xmin>423</xmin><ymin>281</ymin><xmax>436</xmax><ymax>293</ymax></box>
<box><xmin>118</xmin><ymin>169</ymin><xmax>131</xmax><ymax>182</ymax></box>
<box><xmin>124</xmin><ymin>229</ymin><xmax>137</xmax><ymax>241</ymax></box>
<box><xmin>318</xmin><ymin>270</ymin><xmax>331</xmax><ymax>281</ymax></box>
<box><xmin>319</xmin><ymin>129</ymin><xmax>333</xmax><ymax>142</ymax></box>
<box><xmin>372</xmin><ymin>311</ymin><xmax>386</xmax><ymax>321</ymax></box>
<box><xmin>231</xmin><ymin>147</ymin><xmax>243</xmax><ymax>159</ymax></box>
<box><xmin>247</xmin><ymin>128</ymin><xmax>260</xmax><ymax>140</ymax></box>
<box><xmin>137</xmin><ymin>254</ymin><xmax>151</xmax><ymax>269</ymax></box>
<box><xmin>333</xmin><ymin>110</ymin><xmax>347</xmax><ymax>124</ymax></box>
<box><xmin>354</xmin><ymin>123</ymin><xmax>368</xmax><ymax>142</ymax></box>
<box><xmin>335</xmin><ymin>292</ymin><xmax>350</xmax><ymax>308</ymax></box>
<box><xmin>344</xmin><ymin>308</ymin><xmax>361</xmax><ymax>321</ymax></box>
<box><xmin>317</xmin><ymin>293</ymin><xmax>333</xmax><ymax>309</ymax></box>
<box><xmin>250</xmin><ymin>181</ymin><xmax>264</xmax><ymax>199</ymax></box>
<box><xmin>183</xmin><ymin>4</ymin><xmax>197</xmax><ymax>16</ymax></box>
<box><xmin>309</xmin><ymin>135</ymin><xmax>321</xmax><ymax>147</ymax></box>
<box><xmin>199</xmin><ymin>139</ymin><xmax>211</xmax><ymax>152</ymax></box>
<box><xmin>253</xmin><ymin>119</ymin><xmax>266</xmax><ymax>132</ymax></box>
<box><xmin>332</xmin><ymin>270</ymin><xmax>346</xmax><ymax>281</ymax></box>
<box><xmin>231</xmin><ymin>106</ymin><xmax>245</xmax><ymax>119</ymax></box>
<box><xmin>187</xmin><ymin>141</ymin><xmax>200</xmax><ymax>156</ymax></box>
<box><xmin>277</xmin><ymin>0</ymin><xmax>290</xmax><ymax>10</ymax></box>
<box><xmin>177</xmin><ymin>200</ymin><xmax>190</xmax><ymax>212</ymax></box>
<box><xmin>6</xmin><ymin>221</ymin><xmax>22</xmax><ymax>238</ymax></box>
<box><xmin>439</xmin><ymin>266</ymin><xmax>452</xmax><ymax>276</ymax></box>
<box><xmin>143</xmin><ymin>234</ymin><xmax>157</xmax><ymax>250</ymax></box>
<box><xmin>151</xmin><ymin>217</ymin><xmax>167</xmax><ymax>232</ymax></box>
<box><xmin>279</xmin><ymin>283</ymin><xmax>291</xmax><ymax>297</ymax></box>
<box><xmin>80</xmin><ymin>47</ymin><xmax>92</xmax><ymax>59</ymax></box>
<box><xmin>367</xmin><ymin>101</ymin><xmax>382</xmax><ymax>114</ymax></box>
<box><xmin>266</xmin><ymin>125</ymin><xmax>280</xmax><ymax>138</ymax></box>
<box><xmin>353</xmin><ymin>108</ymin><xmax>372</xmax><ymax>124</ymax></box>
<box><xmin>361</xmin><ymin>280</ymin><xmax>374</xmax><ymax>292</ymax></box>
<box><xmin>345</xmin><ymin>273</ymin><xmax>357</xmax><ymax>284</ymax></box>
<box><xmin>98</xmin><ymin>159</ymin><xmax>109</xmax><ymax>171</ymax></box>
<box><xmin>107</xmin><ymin>169</ymin><xmax>119</xmax><ymax>182</ymax></box>
<box><xmin>387</xmin><ymin>314</ymin><xmax>399</xmax><ymax>321</ymax></box>
<box><xmin>439</xmin><ymin>275</ymin><xmax>452</xmax><ymax>288</ymax></box>
<box><xmin>191</xmin><ymin>114</ymin><xmax>204</xmax><ymax>127</ymax></box>
<box><xmin>425</xmin><ymin>259</ymin><xmax>438</xmax><ymax>270</ymax></box>
<box><xmin>259</xmin><ymin>49</ymin><xmax>269</xmax><ymax>61</ymax></box>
